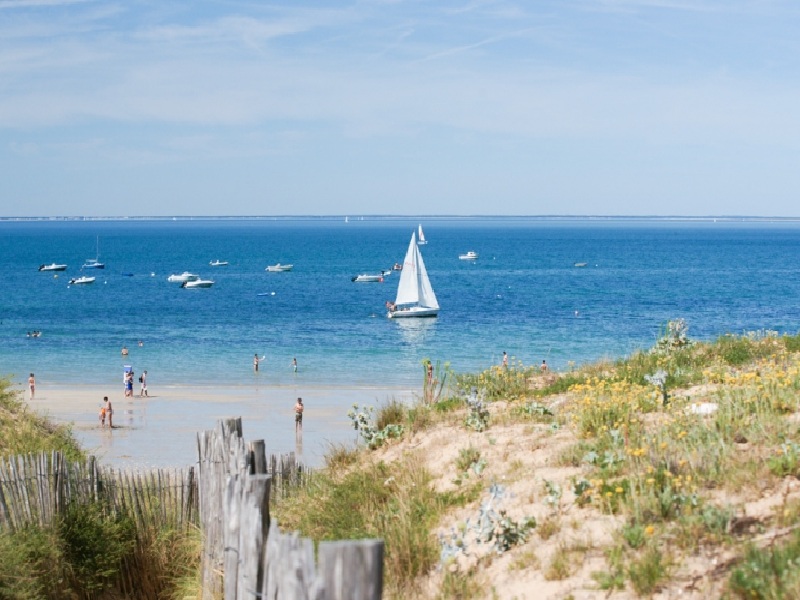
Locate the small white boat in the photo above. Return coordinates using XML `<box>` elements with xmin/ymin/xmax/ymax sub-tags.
<box><xmin>387</xmin><ymin>231</ymin><xmax>439</xmax><ymax>318</ymax></box>
<box><xmin>209</xmin><ymin>260</ymin><xmax>229</xmax><ymax>266</ymax></box>
<box><xmin>181</xmin><ymin>279</ymin><xmax>214</xmax><ymax>288</ymax></box>
<box><xmin>39</xmin><ymin>263</ymin><xmax>67</xmax><ymax>272</ymax></box>
<box><xmin>266</xmin><ymin>264</ymin><xmax>293</xmax><ymax>272</ymax></box>
<box><xmin>167</xmin><ymin>272</ymin><xmax>200</xmax><ymax>283</ymax></box>
<box><xmin>459</xmin><ymin>251</ymin><xmax>478</xmax><ymax>260</ymax></box>
<box><xmin>352</xmin><ymin>274</ymin><xmax>384</xmax><ymax>283</ymax></box>
<box><xmin>574</xmin><ymin>262</ymin><xmax>587</xmax><ymax>268</ymax></box>
<box><xmin>69</xmin><ymin>276</ymin><xmax>95</xmax><ymax>285</ymax></box>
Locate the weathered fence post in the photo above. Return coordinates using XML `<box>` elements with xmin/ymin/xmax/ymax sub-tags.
<box><xmin>237</xmin><ymin>473</ymin><xmax>271</xmax><ymax>599</ymax></box>
<box><xmin>318</xmin><ymin>540</ymin><xmax>384</xmax><ymax>600</ymax></box>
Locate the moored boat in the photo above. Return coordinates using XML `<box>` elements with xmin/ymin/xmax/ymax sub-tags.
<box><xmin>352</xmin><ymin>274</ymin><xmax>384</xmax><ymax>282</ymax></box>
<box><xmin>209</xmin><ymin>260</ymin><xmax>229</xmax><ymax>266</ymax></box>
<box><xmin>69</xmin><ymin>276</ymin><xmax>95</xmax><ymax>285</ymax></box>
<box><xmin>181</xmin><ymin>279</ymin><xmax>214</xmax><ymax>288</ymax></box>
<box><xmin>459</xmin><ymin>251</ymin><xmax>478</xmax><ymax>260</ymax></box>
<box><xmin>167</xmin><ymin>272</ymin><xmax>200</xmax><ymax>283</ymax></box>
<box><xmin>266</xmin><ymin>264</ymin><xmax>293</xmax><ymax>272</ymax></box>
<box><xmin>39</xmin><ymin>263</ymin><xmax>67</xmax><ymax>272</ymax></box>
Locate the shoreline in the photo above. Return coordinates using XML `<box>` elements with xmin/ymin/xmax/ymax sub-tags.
<box><xmin>22</xmin><ymin>382</ymin><xmax>419</xmax><ymax>470</ymax></box>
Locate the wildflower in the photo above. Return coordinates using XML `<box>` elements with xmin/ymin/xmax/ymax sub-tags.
<box><xmin>644</xmin><ymin>526</ymin><xmax>655</xmax><ymax>536</ymax></box>
<box><xmin>615</xmin><ymin>487</ymin><xmax>624</xmax><ymax>494</ymax></box>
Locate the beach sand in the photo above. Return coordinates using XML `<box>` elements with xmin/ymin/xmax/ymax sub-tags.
<box><xmin>24</xmin><ymin>383</ymin><xmax>419</xmax><ymax>470</ymax></box>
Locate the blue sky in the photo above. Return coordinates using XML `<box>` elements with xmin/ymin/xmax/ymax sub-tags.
<box><xmin>1</xmin><ymin>0</ymin><xmax>799</xmax><ymax>217</ymax></box>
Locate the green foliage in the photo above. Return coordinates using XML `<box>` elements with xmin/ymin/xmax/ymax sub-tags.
<box><xmin>628</xmin><ymin>543</ymin><xmax>668</xmax><ymax>595</ymax></box>
<box><xmin>59</xmin><ymin>501</ymin><xmax>136</xmax><ymax>595</ymax></box>
<box><xmin>347</xmin><ymin>403</ymin><xmax>405</xmax><ymax>449</ymax></box>
<box><xmin>275</xmin><ymin>459</ymin><xmax>442</xmax><ymax>596</ymax></box>
<box><xmin>784</xmin><ymin>333</ymin><xmax>800</xmax><ymax>353</ymax></box>
<box><xmin>729</xmin><ymin>530</ymin><xmax>800</xmax><ymax>598</ymax></box>
<box><xmin>455</xmin><ymin>446</ymin><xmax>484</xmax><ymax>473</ymax></box>
<box><xmin>454</xmin><ymin>360</ymin><xmax>536</xmax><ymax>402</ymax></box>
<box><xmin>0</xmin><ymin>525</ymin><xmax>62</xmax><ymax>600</ymax></box>
<box><xmin>768</xmin><ymin>441</ymin><xmax>800</xmax><ymax>478</ymax></box>
<box><xmin>464</xmin><ymin>399</ymin><xmax>490</xmax><ymax>432</ymax></box>
<box><xmin>716</xmin><ymin>334</ymin><xmax>755</xmax><ymax>366</ymax></box>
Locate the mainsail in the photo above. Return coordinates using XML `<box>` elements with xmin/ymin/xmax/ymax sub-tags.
<box><xmin>395</xmin><ymin>232</ymin><xmax>438</xmax><ymax>309</ymax></box>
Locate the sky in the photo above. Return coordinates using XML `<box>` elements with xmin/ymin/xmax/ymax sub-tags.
<box><xmin>1</xmin><ymin>0</ymin><xmax>800</xmax><ymax>218</ymax></box>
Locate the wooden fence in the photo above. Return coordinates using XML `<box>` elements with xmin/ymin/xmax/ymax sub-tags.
<box><xmin>0</xmin><ymin>420</ymin><xmax>383</xmax><ymax>599</ymax></box>
<box><xmin>198</xmin><ymin>418</ymin><xmax>384</xmax><ymax>600</ymax></box>
<box><xmin>0</xmin><ymin>451</ymin><xmax>196</xmax><ymax>533</ymax></box>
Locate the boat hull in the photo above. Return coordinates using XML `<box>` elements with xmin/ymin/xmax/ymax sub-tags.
<box><xmin>182</xmin><ymin>280</ymin><xmax>214</xmax><ymax>288</ymax></box>
<box><xmin>388</xmin><ymin>306</ymin><xmax>439</xmax><ymax>318</ymax></box>
<box><xmin>352</xmin><ymin>274</ymin><xmax>383</xmax><ymax>282</ymax></box>
<box><xmin>69</xmin><ymin>277</ymin><xmax>95</xmax><ymax>285</ymax></box>
<box><xmin>39</xmin><ymin>264</ymin><xmax>67</xmax><ymax>272</ymax></box>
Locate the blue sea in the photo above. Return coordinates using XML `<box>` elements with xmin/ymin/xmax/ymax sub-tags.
<box><xmin>3</xmin><ymin>218</ymin><xmax>800</xmax><ymax>392</ymax></box>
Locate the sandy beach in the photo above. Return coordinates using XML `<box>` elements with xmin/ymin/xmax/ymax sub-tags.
<box><xmin>22</xmin><ymin>382</ymin><xmax>419</xmax><ymax>470</ymax></box>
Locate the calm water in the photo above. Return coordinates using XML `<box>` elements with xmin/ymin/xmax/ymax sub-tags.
<box><xmin>3</xmin><ymin>218</ymin><xmax>800</xmax><ymax>392</ymax></box>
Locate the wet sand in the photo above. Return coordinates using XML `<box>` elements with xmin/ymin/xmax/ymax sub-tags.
<box><xmin>24</xmin><ymin>383</ymin><xmax>419</xmax><ymax>469</ymax></box>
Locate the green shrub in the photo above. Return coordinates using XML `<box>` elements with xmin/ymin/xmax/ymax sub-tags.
<box><xmin>729</xmin><ymin>531</ymin><xmax>800</xmax><ymax>598</ymax></box>
<box><xmin>59</xmin><ymin>501</ymin><xmax>136</xmax><ymax>595</ymax></box>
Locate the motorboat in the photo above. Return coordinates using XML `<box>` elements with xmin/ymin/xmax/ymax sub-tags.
<box><xmin>69</xmin><ymin>276</ymin><xmax>95</xmax><ymax>285</ymax></box>
<box><xmin>209</xmin><ymin>260</ymin><xmax>229</xmax><ymax>266</ymax></box>
<box><xmin>574</xmin><ymin>262</ymin><xmax>588</xmax><ymax>268</ymax></box>
<box><xmin>392</xmin><ymin>263</ymin><xmax>403</xmax><ymax>271</ymax></box>
<box><xmin>388</xmin><ymin>231</ymin><xmax>439</xmax><ymax>318</ymax></box>
<box><xmin>459</xmin><ymin>251</ymin><xmax>478</xmax><ymax>260</ymax></box>
<box><xmin>266</xmin><ymin>264</ymin><xmax>293</xmax><ymax>272</ymax></box>
<box><xmin>352</xmin><ymin>274</ymin><xmax>384</xmax><ymax>282</ymax></box>
<box><xmin>38</xmin><ymin>263</ymin><xmax>67</xmax><ymax>272</ymax></box>
<box><xmin>181</xmin><ymin>279</ymin><xmax>214</xmax><ymax>288</ymax></box>
<box><xmin>167</xmin><ymin>272</ymin><xmax>200</xmax><ymax>283</ymax></box>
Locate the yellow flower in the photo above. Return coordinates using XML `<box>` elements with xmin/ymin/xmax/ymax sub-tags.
<box><xmin>615</xmin><ymin>487</ymin><xmax>624</xmax><ymax>494</ymax></box>
<box><xmin>644</xmin><ymin>526</ymin><xmax>655</xmax><ymax>536</ymax></box>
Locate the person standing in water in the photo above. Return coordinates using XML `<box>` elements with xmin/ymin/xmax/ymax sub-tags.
<box><xmin>295</xmin><ymin>397</ymin><xmax>304</xmax><ymax>432</ymax></box>
<box><xmin>139</xmin><ymin>370</ymin><xmax>148</xmax><ymax>397</ymax></box>
<box><xmin>102</xmin><ymin>396</ymin><xmax>113</xmax><ymax>428</ymax></box>
<box><xmin>292</xmin><ymin>357</ymin><xmax>298</xmax><ymax>373</ymax></box>
<box><xmin>254</xmin><ymin>353</ymin><xmax>261</xmax><ymax>372</ymax></box>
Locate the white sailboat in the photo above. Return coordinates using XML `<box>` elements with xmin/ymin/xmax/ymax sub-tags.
<box><xmin>387</xmin><ymin>232</ymin><xmax>439</xmax><ymax>319</ymax></box>
<box><xmin>417</xmin><ymin>224</ymin><xmax>427</xmax><ymax>245</ymax></box>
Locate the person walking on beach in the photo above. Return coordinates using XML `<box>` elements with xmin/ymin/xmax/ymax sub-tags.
<box><xmin>139</xmin><ymin>370</ymin><xmax>148</xmax><ymax>397</ymax></box>
<box><xmin>254</xmin><ymin>353</ymin><xmax>261</xmax><ymax>372</ymax></box>
<box><xmin>28</xmin><ymin>373</ymin><xmax>35</xmax><ymax>400</ymax></box>
<box><xmin>295</xmin><ymin>397</ymin><xmax>304</xmax><ymax>432</ymax></box>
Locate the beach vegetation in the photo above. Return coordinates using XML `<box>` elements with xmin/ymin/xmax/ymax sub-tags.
<box><xmin>287</xmin><ymin>325</ymin><xmax>800</xmax><ymax>597</ymax></box>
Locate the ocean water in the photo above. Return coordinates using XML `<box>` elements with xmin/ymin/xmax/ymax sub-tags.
<box><xmin>2</xmin><ymin>218</ymin><xmax>800</xmax><ymax>392</ymax></box>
